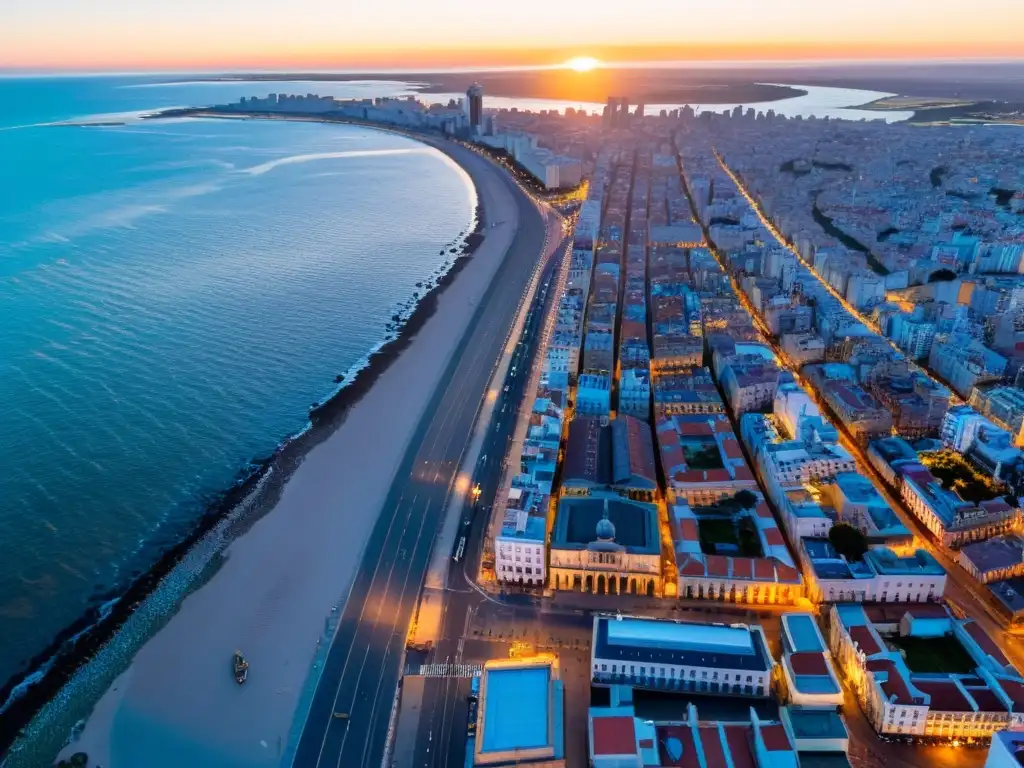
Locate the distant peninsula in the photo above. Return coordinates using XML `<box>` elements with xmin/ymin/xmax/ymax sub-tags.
<box><xmin>184</xmin><ymin>70</ymin><xmax>807</xmax><ymax>106</ymax></box>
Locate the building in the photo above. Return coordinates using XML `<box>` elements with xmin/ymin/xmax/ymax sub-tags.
<box><xmin>959</xmin><ymin>535</ymin><xmax>1024</xmax><ymax>584</ymax></box>
<box><xmin>803</xmin><ymin>541</ymin><xmax>946</xmax><ymax>604</ymax></box>
<box><xmin>671</xmin><ymin>498</ymin><xmax>803</xmax><ymax>605</ymax></box>
<box><xmin>972</xmin><ymin>386</ymin><xmax>1024</xmax><ymax>435</ymax></box>
<box><xmin>984</xmin><ymin>730</ymin><xmax>1024</xmax><ymax>767</ymax></box>
<box><xmin>590</xmin><ymin>615</ymin><xmax>774</xmax><ymax>697</ymax></box>
<box><xmin>942</xmin><ymin>404</ymin><xmax>1003</xmax><ymax>453</ymax></box>
<box><xmin>898</xmin><ymin>462</ymin><xmax>1017</xmax><ymax>547</ymax></box>
<box><xmin>495</xmin><ymin>487</ymin><xmax>548</xmax><ymax>586</ymax></box>
<box><xmin>929</xmin><ymin>334</ymin><xmax>1008</xmax><ymax>399</ymax></box>
<box><xmin>829</xmin><ymin>604</ymin><xmax>1024</xmax><ymax>741</ymax></box>
<box><xmin>780</xmin><ymin>613</ymin><xmax>844</xmax><ymax>708</ymax></box>
<box><xmin>781</xmin><ymin>332</ymin><xmax>826</xmax><ymax>365</ymax></box>
<box><xmin>474</xmin><ymin>655</ymin><xmax>565</xmax><ymax>766</ymax></box>
<box><xmin>589</xmin><ymin>699</ymin><xmax>804</xmax><ymax>768</ymax></box>
<box><xmin>561</xmin><ymin>415</ymin><xmax>658</xmax><ymax>500</ymax></box>
<box><xmin>577</xmin><ymin>372</ymin><xmax>612</xmax><ymax>416</ymax></box>
<box><xmin>549</xmin><ymin>496</ymin><xmax>662</xmax><ymax>596</ymax></box>
<box><xmin>826</xmin><ymin>472</ymin><xmax>912</xmax><ymax>544</ymax></box>
<box><xmin>657</xmin><ymin>413</ymin><xmax>758</xmax><ymax>505</ymax></box>
<box><xmin>719</xmin><ymin>358</ymin><xmax>784</xmax><ymax>416</ymax></box>
<box><xmin>465</xmin><ymin>82</ymin><xmax>484</xmax><ymax>132</ymax></box>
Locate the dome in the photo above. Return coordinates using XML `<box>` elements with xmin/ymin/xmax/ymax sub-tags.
<box><xmin>596</xmin><ymin>517</ymin><xmax>616</xmax><ymax>541</ymax></box>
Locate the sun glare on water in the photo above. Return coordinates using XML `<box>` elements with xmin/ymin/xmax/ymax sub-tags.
<box><xmin>565</xmin><ymin>56</ymin><xmax>600</xmax><ymax>72</ymax></box>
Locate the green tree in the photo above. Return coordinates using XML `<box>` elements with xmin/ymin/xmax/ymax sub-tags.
<box><xmin>829</xmin><ymin>522</ymin><xmax>869</xmax><ymax>562</ymax></box>
<box><xmin>733</xmin><ymin>490</ymin><xmax>758</xmax><ymax>511</ymax></box>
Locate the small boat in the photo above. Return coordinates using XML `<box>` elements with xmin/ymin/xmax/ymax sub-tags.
<box><xmin>233</xmin><ymin>650</ymin><xmax>249</xmax><ymax>685</ymax></box>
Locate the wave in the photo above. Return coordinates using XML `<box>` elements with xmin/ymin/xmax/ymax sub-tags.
<box><xmin>240</xmin><ymin>148</ymin><xmax>422</xmax><ymax>176</ymax></box>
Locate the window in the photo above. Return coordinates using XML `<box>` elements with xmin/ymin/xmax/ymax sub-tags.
<box><xmin>601</xmin><ymin>664</ymin><xmax>607</xmax><ymax>672</ymax></box>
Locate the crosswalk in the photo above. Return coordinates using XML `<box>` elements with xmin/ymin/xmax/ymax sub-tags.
<box><xmin>417</xmin><ymin>663</ymin><xmax>483</xmax><ymax>678</ymax></box>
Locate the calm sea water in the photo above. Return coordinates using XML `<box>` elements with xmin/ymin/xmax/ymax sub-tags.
<box><xmin>0</xmin><ymin>76</ymin><xmax>476</xmax><ymax>691</ymax></box>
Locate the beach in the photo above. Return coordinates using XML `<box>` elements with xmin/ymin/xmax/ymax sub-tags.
<box><xmin>44</xmin><ymin>133</ymin><xmax>529</xmax><ymax>767</ymax></box>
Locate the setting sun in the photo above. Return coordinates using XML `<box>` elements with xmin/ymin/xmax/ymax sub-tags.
<box><xmin>565</xmin><ymin>56</ymin><xmax>600</xmax><ymax>72</ymax></box>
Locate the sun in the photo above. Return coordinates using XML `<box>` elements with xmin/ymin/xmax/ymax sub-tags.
<box><xmin>565</xmin><ymin>56</ymin><xmax>600</xmax><ymax>73</ymax></box>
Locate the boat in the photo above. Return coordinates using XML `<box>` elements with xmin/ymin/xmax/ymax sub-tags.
<box><xmin>233</xmin><ymin>650</ymin><xmax>249</xmax><ymax>685</ymax></box>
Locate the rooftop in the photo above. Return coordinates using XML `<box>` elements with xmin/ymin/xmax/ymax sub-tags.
<box><xmin>480</xmin><ymin>664</ymin><xmax>550</xmax><ymax>754</ymax></box>
<box><xmin>552</xmin><ymin>496</ymin><xmax>660</xmax><ymax>553</ymax></box>
<box><xmin>784</xmin><ymin>708</ymin><xmax>848</xmax><ymax>741</ymax></box>
<box><xmin>960</xmin><ymin>535</ymin><xmax>1024</xmax><ymax>574</ymax></box>
<box><xmin>593</xmin><ymin>615</ymin><xmax>771</xmax><ymax>673</ymax></box>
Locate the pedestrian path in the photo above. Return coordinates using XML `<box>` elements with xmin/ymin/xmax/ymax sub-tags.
<box><xmin>417</xmin><ymin>663</ymin><xmax>483</xmax><ymax>678</ymax></box>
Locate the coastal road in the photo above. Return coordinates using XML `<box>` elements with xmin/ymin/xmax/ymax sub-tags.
<box><xmin>404</xmin><ymin>234</ymin><xmax>566</xmax><ymax>768</ymax></box>
<box><xmin>292</xmin><ymin>140</ymin><xmax>554</xmax><ymax>768</ymax></box>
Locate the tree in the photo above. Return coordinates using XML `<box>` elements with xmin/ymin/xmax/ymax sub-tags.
<box><xmin>733</xmin><ymin>490</ymin><xmax>758</xmax><ymax>511</ymax></box>
<box><xmin>829</xmin><ymin>523</ymin><xmax>869</xmax><ymax>562</ymax></box>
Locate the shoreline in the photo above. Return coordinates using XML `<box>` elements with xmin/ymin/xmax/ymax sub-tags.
<box><xmin>0</xmin><ymin>122</ymin><xmax>491</xmax><ymax>759</ymax></box>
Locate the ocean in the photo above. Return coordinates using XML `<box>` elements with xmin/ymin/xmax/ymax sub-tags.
<box><xmin>0</xmin><ymin>75</ymin><xmax>477</xmax><ymax>695</ymax></box>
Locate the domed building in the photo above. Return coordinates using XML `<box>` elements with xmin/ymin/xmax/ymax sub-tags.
<box><xmin>549</xmin><ymin>495</ymin><xmax>663</xmax><ymax>597</ymax></box>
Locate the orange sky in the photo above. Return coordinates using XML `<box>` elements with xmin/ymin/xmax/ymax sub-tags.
<box><xmin>3</xmin><ymin>0</ymin><xmax>1023</xmax><ymax>71</ymax></box>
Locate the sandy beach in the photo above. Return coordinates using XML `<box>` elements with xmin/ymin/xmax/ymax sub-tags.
<box><xmin>46</xmin><ymin>135</ymin><xmax>526</xmax><ymax>767</ymax></box>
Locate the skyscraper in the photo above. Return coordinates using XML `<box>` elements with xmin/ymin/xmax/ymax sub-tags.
<box><xmin>465</xmin><ymin>83</ymin><xmax>484</xmax><ymax>132</ymax></box>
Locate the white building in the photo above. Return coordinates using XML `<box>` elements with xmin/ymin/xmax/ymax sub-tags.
<box><xmin>780</xmin><ymin>613</ymin><xmax>844</xmax><ymax>708</ymax></box>
<box><xmin>494</xmin><ymin>487</ymin><xmax>548</xmax><ymax>586</ymax></box>
<box><xmin>591</xmin><ymin>615</ymin><xmax>774</xmax><ymax>697</ymax></box>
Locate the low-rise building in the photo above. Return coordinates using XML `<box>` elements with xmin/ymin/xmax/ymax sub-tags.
<box><xmin>495</xmin><ymin>487</ymin><xmax>549</xmax><ymax>586</ymax></box>
<box><xmin>898</xmin><ymin>462</ymin><xmax>1016</xmax><ymax>547</ymax></box>
<box><xmin>590</xmin><ymin>614</ymin><xmax>774</xmax><ymax>696</ymax></box>
<box><xmin>657</xmin><ymin>413</ymin><xmax>758</xmax><ymax>505</ymax></box>
<box><xmin>562</xmin><ymin>415</ymin><xmax>658</xmax><ymax>501</ymax></box>
<box><xmin>474</xmin><ymin>655</ymin><xmax>565</xmax><ymax>766</ymax></box>
<box><xmin>549</xmin><ymin>496</ymin><xmax>662</xmax><ymax>597</ymax></box>
<box><xmin>829</xmin><ymin>603</ymin><xmax>1024</xmax><ymax>741</ymax></box>
<box><xmin>959</xmin><ymin>535</ymin><xmax>1024</xmax><ymax>584</ymax></box>
<box><xmin>781</xmin><ymin>331</ymin><xmax>827</xmax><ymax>366</ymax></box>
<box><xmin>802</xmin><ymin>539</ymin><xmax>946</xmax><ymax>603</ymax></box>
<box><xmin>781</xmin><ymin>613</ymin><xmax>844</xmax><ymax>708</ymax></box>
<box><xmin>826</xmin><ymin>472</ymin><xmax>912</xmax><ymax>545</ymax></box>
<box><xmin>589</xmin><ymin>699</ymin><xmax>803</xmax><ymax>768</ymax></box>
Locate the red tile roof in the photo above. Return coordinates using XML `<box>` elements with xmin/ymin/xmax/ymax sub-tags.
<box><xmin>679</xmin><ymin>519</ymin><xmax>699</xmax><ymax>541</ymax></box>
<box><xmin>775</xmin><ymin>561</ymin><xmax>800</xmax><ymax>582</ymax></box>
<box><xmin>965</xmin><ymin>687</ymin><xmax>1008</xmax><ymax>713</ymax></box>
<box><xmin>996</xmin><ymin>678</ymin><xmax>1024</xmax><ymax>709</ymax></box>
<box><xmin>754</xmin><ymin>502</ymin><xmax>773</xmax><ymax>519</ymax></box>
<box><xmin>722</xmin><ymin>440</ymin><xmax>745</xmax><ymax>460</ymax></box>
<box><xmin>679</xmin><ymin>556</ymin><xmax>707</xmax><ymax>576</ymax></box>
<box><xmin>754</xmin><ymin>559</ymin><xmax>775</xmax><ymax>579</ymax></box>
<box><xmin>724</xmin><ymin>726</ymin><xmax>756</xmax><ymax>768</ymax></box>
<box><xmin>656</xmin><ymin>725</ymin><xmax>701</xmax><ymax>768</ymax></box>
<box><xmin>849</xmin><ymin>626</ymin><xmax>882</xmax><ymax>657</ymax></box>
<box><xmin>699</xmin><ymin>727</ymin><xmax>727</xmax><ymax>768</ymax></box>
<box><xmin>914</xmin><ymin>680</ymin><xmax>973</xmax><ymax>712</ymax></box>
<box><xmin>707</xmin><ymin>555</ymin><xmax>730</xmax><ymax>577</ymax></box>
<box><xmin>963</xmin><ymin>622</ymin><xmax>1010</xmax><ymax>667</ymax></box>
<box><xmin>763</xmin><ymin>528</ymin><xmax>785</xmax><ymax>546</ymax></box>
<box><xmin>732</xmin><ymin>557</ymin><xmax>754</xmax><ymax>580</ymax></box>
<box><xmin>592</xmin><ymin>715</ymin><xmax>637</xmax><ymax>756</ymax></box>
<box><xmin>790</xmin><ymin>652</ymin><xmax>830</xmax><ymax>676</ymax></box>
<box><xmin>758</xmin><ymin>724</ymin><xmax>793</xmax><ymax>752</ymax></box>
<box><xmin>866</xmin><ymin>658</ymin><xmax>920</xmax><ymax>706</ymax></box>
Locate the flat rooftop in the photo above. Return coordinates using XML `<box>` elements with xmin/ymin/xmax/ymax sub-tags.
<box><xmin>553</xmin><ymin>497</ymin><xmax>660</xmax><ymax>552</ymax></box>
<box><xmin>785</xmin><ymin>708</ymin><xmax>848</xmax><ymax>741</ymax></box>
<box><xmin>481</xmin><ymin>666</ymin><xmax>550</xmax><ymax>754</ymax></box>
<box><xmin>594</xmin><ymin>616</ymin><xmax>770</xmax><ymax>673</ymax></box>
<box><xmin>608</xmin><ymin>618</ymin><xmax>755</xmax><ymax>655</ymax></box>
<box><xmin>783</xmin><ymin>614</ymin><xmax>826</xmax><ymax>654</ymax></box>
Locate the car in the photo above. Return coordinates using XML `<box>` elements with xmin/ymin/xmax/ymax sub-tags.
<box><xmin>333</xmin><ymin>712</ymin><xmax>348</xmax><ymax>720</ymax></box>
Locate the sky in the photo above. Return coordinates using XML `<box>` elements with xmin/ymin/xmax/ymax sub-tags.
<box><xmin>3</xmin><ymin>0</ymin><xmax>1024</xmax><ymax>71</ymax></box>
